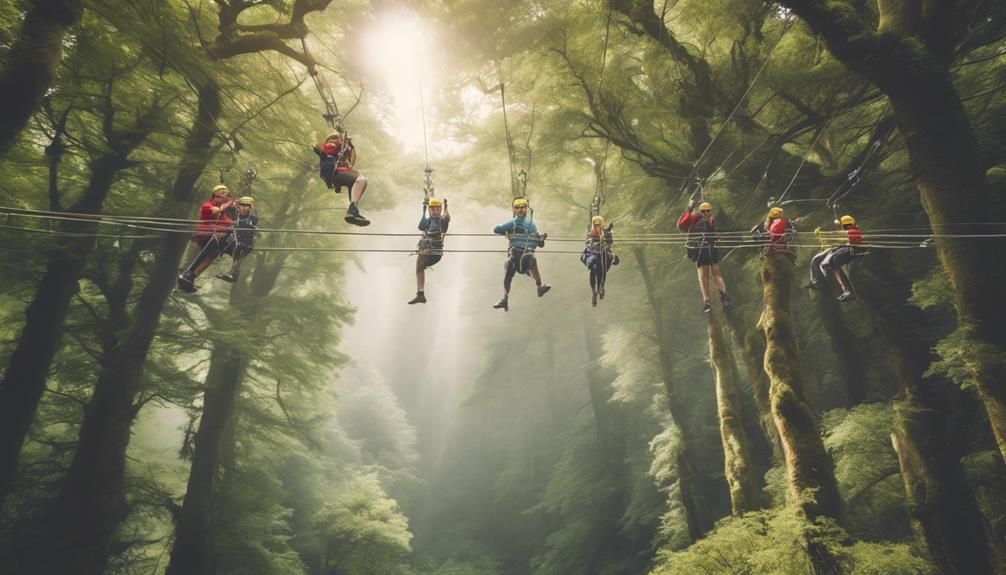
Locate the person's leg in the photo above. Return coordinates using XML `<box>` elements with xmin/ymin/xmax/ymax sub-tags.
<box><xmin>193</xmin><ymin>237</ymin><xmax>222</xmax><ymax>277</ymax></box>
<box><xmin>808</xmin><ymin>250</ymin><xmax>828</xmax><ymax>287</ymax></box>
<box><xmin>416</xmin><ymin>254</ymin><xmax>426</xmax><ymax>291</ymax></box>
<box><xmin>530</xmin><ymin>262</ymin><xmax>542</xmax><ymax>286</ymax></box>
<box><xmin>711</xmin><ymin>263</ymin><xmax>727</xmax><ymax>294</ymax></box>
<box><xmin>350</xmin><ymin>174</ymin><xmax>368</xmax><ymax>205</ymax></box>
<box><xmin>697</xmin><ymin>265</ymin><xmax>711</xmax><ymax>301</ymax></box>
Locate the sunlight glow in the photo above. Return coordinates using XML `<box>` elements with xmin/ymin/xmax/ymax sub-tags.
<box><xmin>361</xmin><ymin>10</ymin><xmax>435</xmax><ymax>154</ymax></box>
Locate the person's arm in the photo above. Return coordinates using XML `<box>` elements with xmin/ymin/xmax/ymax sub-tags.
<box><xmin>443</xmin><ymin>200</ymin><xmax>450</xmax><ymax>223</ymax></box>
<box><xmin>418</xmin><ymin>203</ymin><xmax>429</xmax><ymax>231</ymax></box>
<box><xmin>493</xmin><ymin>219</ymin><xmax>515</xmax><ymax>235</ymax></box>
<box><xmin>677</xmin><ymin>210</ymin><xmax>696</xmax><ymax>232</ymax></box>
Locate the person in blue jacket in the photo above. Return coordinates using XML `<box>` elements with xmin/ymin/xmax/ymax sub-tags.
<box><xmin>492</xmin><ymin>197</ymin><xmax>550</xmax><ymax>311</ymax></box>
<box><xmin>408</xmin><ymin>198</ymin><xmax>450</xmax><ymax>304</ymax></box>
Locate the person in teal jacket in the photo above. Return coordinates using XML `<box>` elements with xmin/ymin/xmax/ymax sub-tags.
<box><xmin>492</xmin><ymin>197</ymin><xmax>550</xmax><ymax>311</ymax></box>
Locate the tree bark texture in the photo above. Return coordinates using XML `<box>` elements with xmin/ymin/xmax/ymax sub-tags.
<box><xmin>779</xmin><ymin>0</ymin><xmax>1006</xmax><ymax>464</ymax></box>
<box><xmin>808</xmin><ymin>288</ymin><xmax>868</xmax><ymax>406</ymax></box>
<box><xmin>740</xmin><ymin>325</ymin><xmax>783</xmax><ymax>460</ymax></box>
<box><xmin>27</xmin><ymin>82</ymin><xmax>221</xmax><ymax>575</ymax></box>
<box><xmin>758</xmin><ymin>254</ymin><xmax>841</xmax><ymax>520</ymax></box>
<box><xmin>0</xmin><ymin>0</ymin><xmax>83</xmax><ymax>154</ymax></box>
<box><xmin>0</xmin><ymin>108</ymin><xmax>158</xmax><ymax>507</ymax></box>
<box><xmin>708</xmin><ymin>308</ymin><xmax>761</xmax><ymax>514</ymax></box>
<box><xmin>858</xmin><ymin>252</ymin><xmax>993</xmax><ymax>574</ymax></box>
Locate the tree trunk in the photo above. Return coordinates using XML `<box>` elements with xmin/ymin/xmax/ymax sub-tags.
<box><xmin>581</xmin><ymin>312</ymin><xmax>627</xmax><ymax>479</ymax></box>
<box><xmin>0</xmin><ymin>138</ymin><xmax>155</xmax><ymax>506</ymax></box>
<box><xmin>758</xmin><ymin>254</ymin><xmax>841</xmax><ymax>520</ymax></box>
<box><xmin>858</xmin><ymin>251</ymin><xmax>993</xmax><ymax>574</ymax></box>
<box><xmin>739</xmin><ymin>325</ymin><xmax>782</xmax><ymax>460</ymax></box>
<box><xmin>29</xmin><ymin>81</ymin><xmax>221</xmax><ymax>575</ymax></box>
<box><xmin>708</xmin><ymin>308</ymin><xmax>761</xmax><ymax>514</ymax></box>
<box><xmin>166</xmin><ymin>341</ymin><xmax>246</xmax><ymax>575</ymax></box>
<box><xmin>779</xmin><ymin>0</ymin><xmax>1006</xmax><ymax>464</ymax></box>
<box><xmin>633</xmin><ymin>247</ymin><xmax>706</xmax><ymax>540</ymax></box>
<box><xmin>0</xmin><ymin>0</ymin><xmax>83</xmax><ymax>154</ymax></box>
<box><xmin>808</xmin><ymin>288</ymin><xmax>868</xmax><ymax>405</ymax></box>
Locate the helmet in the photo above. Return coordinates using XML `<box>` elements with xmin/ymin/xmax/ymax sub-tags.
<box><xmin>325</xmin><ymin>131</ymin><xmax>341</xmax><ymax>141</ymax></box>
<box><xmin>592</xmin><ymin>215</ymin><xmax>604</xmax><ymax>226</ymax></box>
<box><xmin>768</xmin><ymin>207</ymin><xmax>784</xmax><ymax>218</ymax></box>
<box><xmin>428</xmin><ymin>198</ymin><xmax>443</xmax><ymax>207</ymax></box>
<box><xmin>698</xmin><ymin>202</ymin><xmax>713</xmax><ymax>212</ymax></box>
<box><xmin>211</xmin><ymin>184</ymin><xmax>229</xmax><ymax>196</ymax></box>
<box><xmin>839</xmin><ymin>215</ymin><xmax>855</xmax><ymax>226</ymax></box>
<box><xmin>237</xmin><ymin>196</ymin><xmax>254</xmax><ymax>206</ymax></box>
<box><xmin>512</xmin><ymin>197</ymin><xmax>529</xmax><ymax>208</ymax></box>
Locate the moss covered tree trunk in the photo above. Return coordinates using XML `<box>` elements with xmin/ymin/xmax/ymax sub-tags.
<box><xmin>0</xmin><ymin>0</ymin><xmax>83</xmax><ymax>154</ymax></box>
<box><xmin>758</xmin><ymin>254</ymin><xmax>841</xmax><ymax>520</ymax></box>
<box><xmin>0</xmin><ymin>101</ymin><xmax>159</xmax><ymax>507</ymax></box>
<box><xmin>28</xmin><ymin>81</ymin><xmax>221</xmax><ymax>575</ymax></box>
<box><xmin>780</xmin><ymin>0</ymin><xmax>1006</xmax><ymax>465</ymax></box>
<box><xmin>708</xmin><ymin>309</ymin><xmax>761</xmax><ymax>514</ymax></box>
<box><xmin>858</xmin><ymin>251</ymin><xmax>993</xmax><ymax>574</ymax></box>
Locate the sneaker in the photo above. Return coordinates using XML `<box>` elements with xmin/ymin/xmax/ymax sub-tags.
<box><xmin>702</xmin><ymin>300</ymin><xmax>711</xmax><ymax>314</ymax></box>
<box><xmin>345</xmin><ymin>203</ymin><xmax>371</xmax><ymax>227</ymax></box>
<box><xmin>611</xmin><ymin>255</ymin><xmax>620</xmax><ymax>266</ymax></box>
<box><xmin>837</xmin><ymin>291</ymin><xmax>854</xmax><ymax>302</ymax></box>
<box><xmin>408</xmin><ymin>292</ymin><xmax>427</xmax><ymax>305</ymax></box>
<box><xmin>719</xmin><ymin>292</ymin><xmax>732</xmax><ymax>311</ymax></box>
<box><xmin>493</xmin><ymin>297</ymin><xmax>509</xmax><ymax>311</ymax></box>
<box><xmin>177</xmin><ymin>274</ymin><xmax>197</xmax><ymax>293</ymax></box>
<box><xmin>598</xmin><ymin>285</ymin><xmax>605</xmax><ymax>299</ymax></box>
<box><xmin>537</xmin><ymin>284</ymin><xmax>551</xmax><ymax>297</ymax></box>
<box><xmin>592</xmin><ymin>292</ymin><xmax>598</xmax><ymax>306</ymax></box>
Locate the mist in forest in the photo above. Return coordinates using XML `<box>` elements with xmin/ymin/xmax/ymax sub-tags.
<box><xmin>2</xmin><ymin>0</ymin><xmax>1006</xmax><ymax>574</ymax></box>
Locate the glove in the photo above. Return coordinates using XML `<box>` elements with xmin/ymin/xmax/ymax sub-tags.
<box><xmin>687</xmin><ymin>200</ymin><xmax>695</xmax><ymax>211</ymax></box>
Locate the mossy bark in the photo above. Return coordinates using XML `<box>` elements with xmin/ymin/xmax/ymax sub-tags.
<box><xmin>758</xmin><ymin>254</ymin><xmax>841</xmax><ymax>520</ymax></box>
<box><xmin>708</xmin><ymin>308</ymin><xmax>761</xmax><ymax>514</ymax></box>
<box><xmin>779</xmin><ymin>0</ymin><xmax>1006</xmax><ymax>465</ymax></box>
<box><xmin>739</xmin><ymin>324</ymin><xmax>782</xmax><ymax>460</ymax></box>
<box><xmin>858</xmin><ymin>251</ymin><xmax>993</xmax><ymax>574</ymax></box>
<box><xmin>0</xmin><ymin>0</ymin><xmax>83</xmax><ymax>154</ymax></box>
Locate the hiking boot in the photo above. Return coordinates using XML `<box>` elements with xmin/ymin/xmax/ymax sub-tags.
<box><xmin>493</xmin><ymin>296</ymin><xmax>509</xmax><ymax>311</ymax></box>
<box><xmin>719</xmin><ymin>292</ymin><xmax>732</xmax><ymax>311</ymax></box>
<box><xmin>345</xmin><ymin>203</ymin><xmax>371</xmax><ymax>227</ymax></box>
<box><xmin>702</xmin><ymin>300</ymin><xmax>711</xmax><ymax>314</ymax></box>
<box><xmin>408</xmin><ymin>292</ymin><xmax>427</xmax><ymax>305</ymax></box>
<box><xmin>591</xmin><ymin>292</ymin><xmax>598</xmax><ymax>306</ymax></box>
<box><xmin>837</xmin><ymin>291</ymin><xmax>854</xmax><ymax>302</ymax></box>
<box><xmin>537</xmin><ymin>284</ymin><xmax>551</xmax><ymax>297</ymax></box>
<box><xmin>611</xmin><ymin>255</ymin><xmax>620</xmax><ymax>266</ymax></box>
<box><xmin>177</xmin><ymin>274</ymin><xmax>197</xmax><ymax>293</ymax></box>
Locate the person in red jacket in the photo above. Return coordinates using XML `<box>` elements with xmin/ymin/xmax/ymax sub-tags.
<box><xmin>178</xmin><ymin>184</ymin><xmax>235</xmax><ymax>293</ymax></box>
<box><xmin>313</xmin><ymin>131</ymin><xmax>370</xmax><ymax>226</ymax></box>
<box><xmin>752</xmin><ymin>206</ymin><xmax>795</xmax><ymax>259</ymax></box>
<box><xmin>678</xmin><ymin>201</ymin><xmax>731</xmax><ymax>313</ymax></box>
<box><xmin>807</xmin><ymin>214</ymin><xmax>864</xmax><ymax>301</ymax></box>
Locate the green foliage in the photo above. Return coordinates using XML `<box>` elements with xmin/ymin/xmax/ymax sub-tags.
<box><xmin>652</xmin><ymin>508</ymin><xmax>934</xmax><ymax>575</ymax></box>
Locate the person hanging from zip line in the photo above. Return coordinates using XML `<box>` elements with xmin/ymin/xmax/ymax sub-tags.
<box><xmin>492</xmin><ymin>197</ymin><xmax>551</xmax><ymax>312</ymax></box>
<box><xmin>805</xmin><ymin>214</ymin><xmax>864</xmax><ymax>301</ymax></box>
<box><xmin>751</xmin><ymin>206</ymin><xmax>797</xmax><ymax>261</ymax></box>
<box><xmin>178</xmin><ymin>184</ymin><xmax>236</xmax><ymax>293</ymax></box>
<box><xmin>678</xmin><ymin>201</ymin><xmax>731</xmax><ymax>314</ymax></box>
<box><xmin>581</xmin><ymin>215</ymin><xmax>619</xmax><ymax>306</ymax></box>
<box><xmin>216</xmin><ymin>196</ymin><xmax>259</xmax><ymax>283</ymax></box>
<box><xmin>313</xmin><ymin>130</ymin><xmax>370</xmax><ymax>226</ymax></box>
<box><xmin>408</xmin><ymin>197</ymin><xmax>450</xmax><ymax>304</ymax></box>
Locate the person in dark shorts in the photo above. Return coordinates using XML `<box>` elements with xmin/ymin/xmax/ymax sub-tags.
<box><xmin>806</xmin><ymin>214</ymin><xmax>864</xmax><ymax>301</ymax></box>
<box><xmin>217</xmin><ymin>196</ymin><xmax>259</xmax><ymax>283</ymax></box>
<box><xmin>492</xmin><ymin>197</ymin><xmax>550</xmax><ymax>312</ymax></box>
<box><xmin>313</xmin><ymin>131</ymin><xmax>370</xmax><ymax>226</ymax></box>
<box><xmin>678</xmin><ymin>201</ymin><xmax>730</xmax><ymax>313</ymax></box>
<box><xmin>581</xmin><ymin>215</ymin><xmax>619</xmax><ymax>306</ymax></box>
<box><xmin>178</xmin><ymin>184</ymin><xmax>236</xmax><ymax>293</ymax></box>
<box><xmin>408</xmin><ymin>198</ymin><xmax>450</xmax><ymax>304</ymax></box>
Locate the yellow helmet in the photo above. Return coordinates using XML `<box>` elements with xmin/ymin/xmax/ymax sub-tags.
<box><xmin>839</xmin><ymin>215</ymin><xmax>855</xmax><ymax>226</ymax></box>
<box><xmin>698</xmin><ymin>202</ymin><xmax>713</xmax><ymax>212</ymax></box>
<box><xmin>512</xmin><ymin>197</ymin><xmax>529</xmax><ymax>208</ymax></box>
<box><xmin>592</xmin><ymin>215</ymin><xmax>604</xmax><ymax>226</ymax></box>
<box><xmin>768</xmin><ymin>207</ymin><xmax>784</xmax><ymax>218</ymax></box>
<box><xmin>237</xmin><ymin>196</ymin><xmax>254</xmax><ymax>206</ymax></box>
<box><xmin>211</xmin><ymin>184</ymin><xmax>229</xmax><ymax>196</ymax></box>
<box><xmin>428</xmin><ymin>198</ymin><xmax>443</xmax><ymax>207</ymax></box>
<box><xmin>325</xmin><ymin>131</ymin><xmax>341</xmax><ymax>141</ymax></box>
